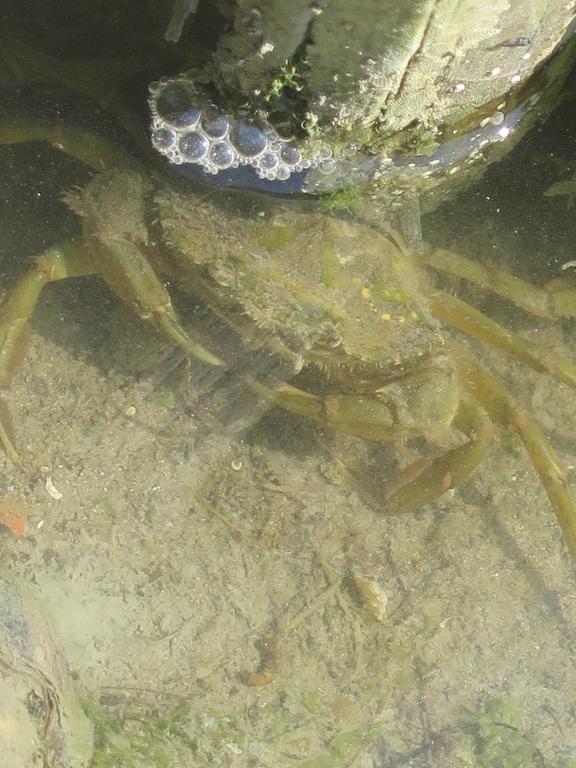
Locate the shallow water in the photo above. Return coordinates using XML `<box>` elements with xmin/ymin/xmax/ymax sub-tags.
<box><xmin>2</xmin><ymin>4</ymin><xmax>576</xmax><ymax>767</ymax></box>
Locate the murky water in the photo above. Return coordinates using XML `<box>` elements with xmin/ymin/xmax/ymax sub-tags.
<box><xmin>1</xmin><ymin>3</ymin><xmax>576</xmax><ymax>767</ymax></box>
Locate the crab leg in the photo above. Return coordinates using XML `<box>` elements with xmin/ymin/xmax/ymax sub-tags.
<box><xmin>430</xmin><ymin>292</ymin><xmax>576</xmax><ymax>391</ymax></box>
<box><xmin>0</xmin><ymin>407</ymin><xmax>18</xmax><ymax>465</ymax></box>
<box><xmin>452</xmin><ymin>343</ymin><xmax>576</xmax><ymax>558</ymax></box>
<box><xmin>384</xmin><ymin>397</ymin><xmax>494</xmax><ymax>513</ymax></box>
<box><xmin>0</xmin><ymin>241</ymin><xmax>96</xmax><ymax>460</ymax></box>
<box><xmin>0</xmin><ymin>233</ymin><xmax>222</xmax><ymax>460</ymax></box>
<box><xmin>90</xmin><ymin>236</ymin><xmax>224</xmax><ymax>368</ymax></box>
<box><xmin>426</xmin><ymin>247</ymin><xmax>576</xmax><ymax>319</ymax></box>
<box><xmin>1</xmin><ymin>117</ymin><xmax>222</xmax><ymax>367</ymax></box>
<box><xmin>1</xmin><ymin>37</ymin><xmax>150</xmax><ymax>152</ymax></box>
<box><xmin>64</xmin><ymin>170</ymin><xmax>224</xmax><ymax>368</ymax></box>
<box><xmin>259</xmin><ymin>382</ymin><xmax>398</xmax><ymax>441</ymax></box>
<box><xmin>0</xmin><ymin>242</ymin><xmax>96</xmax><ymax>387</ymax></box>
<box><xmin>0</xmin><ymin>238</ymin><xmax>222</xmax><ymax>382</ymax></box>
<box><xmin>0</xmin><ymin>117</ymin><xmax>141</xmax><ymax>173</ymax></box>
<box><xmin>248</xmin><ymin>378</ymin><xmax>493</xmax><ymax>512</ymax></box>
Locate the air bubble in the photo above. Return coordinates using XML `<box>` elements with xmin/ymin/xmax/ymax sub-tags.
<box><xmin>318</xmin><ymin>158</ymin><xmax>337</xmax><ymax>175</ymax></box>
<box><xmin>229</xmin><ymin>120</ymin><xmax>268</xmax><ymax>157</ymax></box>
<box><xmin>155</xmin><ymin>82</ymin><xmax>202</xmax><ymax>128</ymax></box>
<box><xmin>210</xmin><ymin>142</ymin><xmax>235</xmax><ymax>169</ymax></box>
<box><xmin>179</xmin><ymin>132</ymin><xmax>209</xmax><ymax>161</ymax></box>
<box><xmin>280</xmin><ymin>144</ymin><xmax>301</xmax><ymax>166</ymax></box>
<box><xmin>260</xmin><ymin>153</ymin><xmax>279</xmax><ymax>170</ymax></box>
<box><xmin>202</xmin><ymin>115</ymin><xmax>230</xmax><ymax>139</ymax></box>
<box><xmin>152</xmin><ymin>127</ymin><xmax>176</xmax><ymax>150</ymax></box>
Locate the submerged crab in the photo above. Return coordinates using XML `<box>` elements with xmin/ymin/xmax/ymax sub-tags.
<box><xmin>1</xmin><ymin>121</ymin><xmax>576</xmax><ymax>555</ymax></box>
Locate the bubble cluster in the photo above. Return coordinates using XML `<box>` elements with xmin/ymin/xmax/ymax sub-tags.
<box><xmin>149</xmin><ymin>78</ymin><xmax>335</xmax><ymax>183</ymax></box>
<box><xmin>149</xmin><ymin>76</ymin><xmax>526</xmax><ymax>196</ymax></box>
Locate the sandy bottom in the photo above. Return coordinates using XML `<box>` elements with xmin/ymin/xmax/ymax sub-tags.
<box><xmin>1</xmin><ymin>139</ymin><xmax>576</xmax><ymax>767</ymax></box>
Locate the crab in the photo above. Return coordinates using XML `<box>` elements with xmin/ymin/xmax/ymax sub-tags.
<box><xmin>2</xmin><ymin>111</ymin><xmax>576</xmax><ymax>558</ymax></box>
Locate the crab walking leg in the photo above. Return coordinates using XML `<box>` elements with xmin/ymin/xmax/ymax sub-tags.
<box><xmin>452</xmin><ymin>343</ymin><xmax>576</xmax><ymax>558</ymax></box>
<box><xmin>248</xmin><ymin>378</ymin><xmax>493</xmax><ymax>511</ymax></box>
<box><xmin>0</xmin><ymin>128</ymin><xmax>221</xmax><ymax>368</ymax></box>
<box><xmin>0</xmin><ymin>242</ymin><xmax>95</xmax><ymax>388</ymax></box>
<box><xmin>2</xmin><ymin>39</ymin><xmax>149</xmax><ymax>152</ymax></box>
<box><xmin>0</xmin><ymin>117</ymin><xmax>142</xmax><ymax>173</ymax></box>
<box><xmin>66</xmin><ymin>171</ymin><xmax>223</xmax><ymax>368</ymax></box>
<box><xmin>426</xmin><ymin>248</ymin><xmax>576</xmax><ymax>319</ymax></box>
<box><xmin>260</xmin><ymin>382</ymin><xmax>399</xmax><ymax>441</ymax></box>
<box><xmin>0</xmin><ymin>239</ymin><xmax>223</xmax><ymax>374</ymax></box>
<box><xmin>0</xmin><ymin>241</ymin><xmax>97</xmax><ymax>460</ymax></box>
<box><xmin>430</xmin><ymin>292</ymin><xmax>576</xmax><ymax>391</ymax></box>
<box><xmin>384</xmin><ymin>398</ymin><xmax>494</xmax><ymax>513</ymax></box>
<box><xmin>88</xmin><ymin>236</ymin><xmax>224</xmax><ymax>367</ymax></box>
<box><xmin>0</xmin><ymin>232</ymin><xmax>221</xmax><ymax>461</ymax></box>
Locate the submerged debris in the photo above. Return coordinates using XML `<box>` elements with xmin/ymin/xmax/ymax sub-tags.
<box><xmin>0</xmin><ymin>495</ymin><xmax>27</xmax><ymax>537</ymax></box>
<box><xmin>45</xmin><ymin>475</ymin><xmax>63</xmax><ymax>500</ymax></box>
<box><xmin>165</xmin><ymin>0</ymin><xmax>200</xmax><ymax>42</ymax></box>
<box><xmin>353</xmin><ymin>574</ymin><xmax>388</xmax><ymax>622</ymax></box>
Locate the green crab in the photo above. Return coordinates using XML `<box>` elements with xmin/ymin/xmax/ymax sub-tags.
<box><xmin>2</xmin><ymin>117</ymin><xmax>576</xmax><ymax>557</ymax></box>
